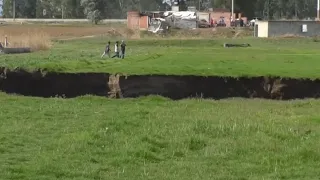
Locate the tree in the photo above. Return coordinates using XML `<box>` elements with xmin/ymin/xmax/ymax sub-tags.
<box><xmin>69</xmin><ymin>0</ymin><xmax>85</xmax><ymax>18</ymax></box>
<box><xmin>235</xmin><ymin>0</ymin><xmax>258</xmax><ymax>19</ymax></box>
<box><xmin>80</xmin><ymin>0</ymin><xmax>102</xmax><ymax>24</ymax></box>
<box><xmin>35</xmin><ymin>0</ymin><xmax>56</xmax><ymax>18</ymax></box>
<box><xmin>0</xmin><ymin>0</ymin><xmax>3</xmax><ymax>16</ymax></box>
<box><xmin>16</xmin><ymin>0</ymin><xmax>36</xmax><ymax>18</ymax></box>
<box><xmin>2</xmin><ymin>0</ymin><xmax>37</xmax><ymax>18</ymax></box>
<box><xmin>1</xmin><ymin>0</ymin><xmax>318</xmax><ymax>20</ymax></box>
<box><xmin>2</xmin><ymin>0</ymin><xmax>12</xmax><ymax>18</ymax></box>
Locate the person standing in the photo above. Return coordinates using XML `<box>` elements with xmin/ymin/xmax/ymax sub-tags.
<box><xmin>101</xmin><ymin>41</ymin><xmax>111</xmax><ymax>58</ymax></box>
<box><xmin>120</xmin><ymin>40</ymin><xmax>126</xmax><ymax>59</ymax></box>
<box><xmin>112</xmin><ymin>41</ymin><xmax>120</xmax><ymax>58</ymax></box>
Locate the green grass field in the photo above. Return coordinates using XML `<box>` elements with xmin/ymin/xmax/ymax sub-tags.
<box><xmin>1</xmin><ymin>33</ymin><xmax>320</xmax><ymax>179</ymax></box>
<box><xmin>0</xmin><ymin>93</ymin><xmax>320</xmax><ymax>180</ymax></box>
<box><xmin>1</xmin><ymin>38</ymin><xmax>320</xmax><ymax>78</ymax></box>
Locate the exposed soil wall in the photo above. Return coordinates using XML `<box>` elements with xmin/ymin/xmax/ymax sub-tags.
<box><xmin>1</xmin><ymin>68</ymin><xmax>320</xmax><ymax>100</ymax></box>
<box><xmin>0</xmin><ymin>68</ymin><xmax>109</xmax><ymax>98</ymax></box>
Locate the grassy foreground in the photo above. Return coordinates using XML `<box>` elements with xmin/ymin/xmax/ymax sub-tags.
<box><xmin>0</xmin><ymin>93</ymin><xmax>320</xmax><ymax>179</ymax></box>
<box><xmin>1</xmin><ymin>38</ymin><xmax>320</xmax><ymax>78</ymax></box>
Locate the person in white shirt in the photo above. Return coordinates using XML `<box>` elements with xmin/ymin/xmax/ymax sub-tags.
<box><xmin>111</xmin><ymin>41</ymin><xmax>120</xmax><ymax>58</ymax></box>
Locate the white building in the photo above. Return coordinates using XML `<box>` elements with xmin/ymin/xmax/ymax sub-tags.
<box><xmin>254</xmin><ymin>20</ymin><xmax>320</xmax><ymax>38</ymax></box>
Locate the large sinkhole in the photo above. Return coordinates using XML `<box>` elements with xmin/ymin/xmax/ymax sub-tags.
<box><xmin>1</xmin><ymin>68</ymin><xmax>320</xmax><ymax>100</ymax></box>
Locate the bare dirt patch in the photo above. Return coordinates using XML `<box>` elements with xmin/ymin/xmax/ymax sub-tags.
<box><xmin>0</xmin><ymin>24</ymin><xmax>129</xmax><ymax>39</ymax></box>
<box><xmin>0</xmin><ymin>24</ymin><xmax>253</xmax><ymax>41</ymax></box>
<box><xmin>140</xmin><ymin>27</ymin><xmax>253</xmax><ymax>39</ymax></box>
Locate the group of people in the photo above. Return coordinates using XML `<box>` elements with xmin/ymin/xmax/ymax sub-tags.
<box><xmin>101</xmin><ymin>40</ymin><xmax>126</xmax><ymax>59</ymax></box>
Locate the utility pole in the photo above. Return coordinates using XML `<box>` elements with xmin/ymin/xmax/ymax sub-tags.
<box><xmin>61</xmin><ymin>4</ymin><xmax>64</xmax><ymax>19</ymax></box>
<box><xmin>295</xmin><ymin>0</ymin><xmax>297</xmax><ymax>18</ymax></box>
<box><xmin>13</xmin><ymin>0</ymin><xmax>16</xmax><ymax>20</ymax></box>
<box><xmin>317</xmin><ymin>0</ymin><xmax>320</xmax><ymax>20</ymax></box>
<box><xmin>198</xmin><ymin>0</ymin><xmax>201</xmax><ymax>11</ymax></box>
<box><xmin>231</xmin><ymin>0</ymin><xmax>234</xmax><ymax>20</ymax></box>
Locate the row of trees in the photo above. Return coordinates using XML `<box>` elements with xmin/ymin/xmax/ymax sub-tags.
<box><xmin>198</xmin><ymin>0</ymin><xmax>317</xmax><ymax>20</ymax></box>
<box><xmin>1</xmin><ymin>0</ymin><xmax>318</xmax><ymax>21</ymax></box>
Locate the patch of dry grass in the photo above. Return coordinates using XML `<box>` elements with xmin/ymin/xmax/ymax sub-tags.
<box><xmin>140</xmin><ymin>27</ymin><xmax>253</xmax><ymax>39</ymax></box>
<box><xmin>0</xmin><ymin>24</ymin><xmax>253</xmax><ymax>42</ymax></box>
<box><xmin>0</xmin><ymin>24</ymin><xmax>128</xmax><ymax>39</ymax></box>
<box><xmin>273</xmin><ymin>33</ymin><xmax>304</xmax><ymax>38</ymax></box>
<box><xmin>0</xmin><ymin>30</ymin><xmax>52</xmax><ymax>51</ymax></box>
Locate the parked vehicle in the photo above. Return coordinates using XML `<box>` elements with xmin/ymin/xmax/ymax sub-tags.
<box><xmin>198</xmin><ymin>19</ymin><xmax>211</xmax><ymax>28</ymax></box>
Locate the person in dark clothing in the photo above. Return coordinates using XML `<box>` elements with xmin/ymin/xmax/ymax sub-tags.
<box><xmin>0</xmin><ymin>42</ymin><xmax>3</xmax><ymax>54</ymax></box>
<box><xmin>111</xmin><ymin>41</ymin><xmax>120</xmax><ymax>58</ymax></box>
<box><xmin>101</xmin><ymin>41</ymin><xmax>111</xmax><ymax>58</ymax></box>
<box><xmin>239</xmin><ymin>18</ymin><xmax>244</xmax><ymax>27</ymax></box>
<box><xmin>120</xmin><ymin>40</ymin><xmax>126</xmax><ymax>59</ymax></box>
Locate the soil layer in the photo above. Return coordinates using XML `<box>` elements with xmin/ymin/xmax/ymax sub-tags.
<box><xmin>1</xmin><ymin>68</ymin><xmax>320</xmax><ymax>100</ymax></box>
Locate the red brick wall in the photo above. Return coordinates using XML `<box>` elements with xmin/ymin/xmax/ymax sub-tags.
<box><xmin>127</xmin><ymin>12</ymin><xmax>150</xmax><ymax>30</ymax></box>
<box><xmin>139</xmin><ymin>16</ymin><xmax>149</xmax><ymax>30</ymax></box>
<box><xmin>127</xmin><ymin>11</ymin><xmax>140</xmax><ymax>29</ymax></box>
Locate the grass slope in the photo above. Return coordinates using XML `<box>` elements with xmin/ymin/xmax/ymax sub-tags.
<box><xmin>1</xmin><ymin>38</ymin><xmax>320</xmax><ymax>77</ymax></box>
<box><xmin>0</xmin><ymin>93</ymin><xmax>320</xmax><ymax>179</ymax></box>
